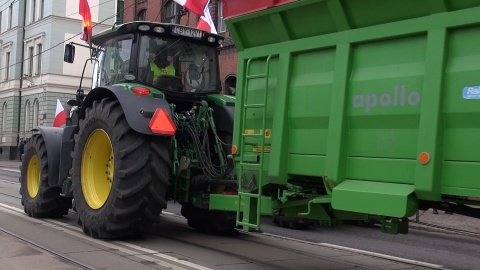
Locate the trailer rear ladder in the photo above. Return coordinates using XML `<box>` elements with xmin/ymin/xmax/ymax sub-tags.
<box><xmin>236</xmin><ymin>55</ymin><xmax>276</xmax><ymax>231</ymax></box>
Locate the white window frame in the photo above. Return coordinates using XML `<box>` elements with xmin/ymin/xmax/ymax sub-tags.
<box><xmin>2</xmin><ymin>42</ymin><xmax>12</xmax><ymax>81</ymax></box>
<box><xmin>40</xmin><ymin>0</ymin><xmax>44</xmax><ymax>19</ymax></box>
<box><xmin>1</xmin><ymin>102</ymin><xmax>6</xmax><ymax>138</ymax></box>
<box><xmin>31</xmin><ymin>0</ymin><xmax>37</xmax><ymax>23</ymax></box>
<box><xmin>24</xmin><ymin>33</ymin><xmax>45</xmax><ymax>77</ymax></box>
<box><xmin>25</xmin><ymin>100</ymin><xmax>31</xmax><ymax>132</ymax></box>
<box><xmin>217</xmin><ymin>0</ymin><xmax>226</xmax><ymax>33</ymax></box>
<box><xmin>8</xmin><ymin>4</ymin><xmax>12</xmax><ymax>30</ymax></box>
<box><xmin>1</xmin><ymin>102</ymin><xmax>6</xmax><ymax>143</ymax></box>
<box><xmin>4</xmin><ymin>52</ymin><xmax>10</xmax><ymax>81</ymax></box>
<box><xmin>28</xmin><ymin>46</ymin><xmax>34</xmax><ymax>76</ymax></box>
<box><xmin>165</xmin><ymin>1</ymin><xmax>181</xmax><ymax>23</ymax></box>
<box><xmin>36</xmin><ymin>43</ymin><xmax>42</xmax><ymax>75</ymax></box>
<box><xmin>33</xmin><ymin>98</ymin><xmax>39</xmax><ymax>127</ymax></box>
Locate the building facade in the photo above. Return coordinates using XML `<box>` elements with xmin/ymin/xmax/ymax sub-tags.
<box><xmin>0</xmin><ymin>0</ymin><xmax>118</xmax><ymax>160</ymax></box>
<box><xmin>122</xmin><ymin>0</ymin><xmax>238</xmax><ymax>95</ymax></box>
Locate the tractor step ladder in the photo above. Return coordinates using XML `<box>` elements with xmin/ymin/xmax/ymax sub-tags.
<box><xmin>236</xmin><ymin>55</ymin><xmax>276</xmax><ymax>231</ymax></box>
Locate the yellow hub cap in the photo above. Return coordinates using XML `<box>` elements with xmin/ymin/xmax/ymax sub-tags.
<box><xmin>81</xmin><ymin>129</ymin><xmax>114</xmax><ymax>209</ymax></box>
<box><xmin>27</xmin><ymin>155</ymin><xmax>41</xmax><ymax>198</ymax></box>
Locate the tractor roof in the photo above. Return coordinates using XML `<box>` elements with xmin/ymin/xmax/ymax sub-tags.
<box><xmin>92</xmin><ymin>21</ymin><xmax>223</xmax><ymax>46</ymax></box>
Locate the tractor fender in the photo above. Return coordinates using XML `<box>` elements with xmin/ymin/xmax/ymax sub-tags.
<box><xmin>208</xmin><ymin>94</ymin><xmax>235</xmax><ymax>133</ymax></box>
<box><xmin>80</xmin><ymin>86</ymin><xmax>174</xmax><ymax>136</ymax></box>
<box><xmin>211</xmin><ymin>103</ymin><xmax>234</xmax><ymax>133</ymax></box>
<box><xmin>32</xmin><ymin>127</ymin><xmax>63</xmax><ymax>187</ymax></box>
<box><xmin>58</xmin><ymin>125</ymin><xmax>77</xmax><ymax>186</ymax></box>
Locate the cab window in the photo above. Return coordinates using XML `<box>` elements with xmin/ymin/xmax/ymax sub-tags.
<box><xmin>93</xmin><ymin>38</ymin><xmax>133</xmax><ymax>87</ymax></box>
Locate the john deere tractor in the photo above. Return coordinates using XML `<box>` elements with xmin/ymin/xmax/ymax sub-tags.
<box><xmin>19</xmin><ymin>22</ymin><xmax>236</xmax><ymax>238</ymax></box>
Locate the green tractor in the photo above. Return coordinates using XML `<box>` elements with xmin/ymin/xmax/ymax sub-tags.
<box><xmin>19</xmin><ymin>22</ymin><xmax>237</xmax><ymax>238</ymax></box>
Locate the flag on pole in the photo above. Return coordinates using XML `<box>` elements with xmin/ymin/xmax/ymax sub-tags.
<box><xmin>79</xmin><ymin>0</ymin><xmax>93</xmax><ymax>43</ymax></box>
<box><xmin>173</xmin><ymin>0</ymin><xmax>218</xmax><ymax>34</ymax></box>
<box><xmin>54</xmin><ymin>99</ymin><xmax>67</xmax><ymax>127</ymax></box>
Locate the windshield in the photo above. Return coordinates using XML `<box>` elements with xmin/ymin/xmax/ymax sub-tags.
<box><xmin>137</xmin><ymin>35</ymin><xmax>220</xmax><ymax>93</ymax></box>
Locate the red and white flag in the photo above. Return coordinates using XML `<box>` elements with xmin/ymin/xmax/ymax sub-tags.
<box><xmin>53</xmin><ymin>99</ymin><xmax>67</xmax><ymax>127</ymax></box>
<box><xmin>174</xmin><ymin>0</ymin><xmax>208</xmax><ymax>16</ymax></box>
<box><xmin>174</xmin><ymin>0</ymin><xmax>217</xmax><ymax>34</ymax></box>
<box><xmin>197</xmin><ymin>5</ymin><xmax>217</xmax><ymax>34</ymax></box>
<box><xmin>79</xmin><ymin>0</ymin><xmax>93</xmax><ymax>42</ymax></box>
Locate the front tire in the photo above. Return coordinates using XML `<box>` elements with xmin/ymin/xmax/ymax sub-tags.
<box><xmin>20</xmin><ymin>135</ymin><xmax>71</xmax><ymax>217</ymax></box>
<box><xmin>72</xmin><ymin>98</ymin><xmax>171</xmax><ymax>238</ymax></box>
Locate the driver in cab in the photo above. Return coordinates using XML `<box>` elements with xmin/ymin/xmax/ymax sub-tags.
<box><xmin>150</xmin><ymin>53</ymin><xmax>175</xmax><ymax>80</ymax></box>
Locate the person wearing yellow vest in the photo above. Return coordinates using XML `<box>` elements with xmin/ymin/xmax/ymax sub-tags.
<box><xmin>150</xmin><ymin>54</ymin><xmax>175</xmax><ymax>81</ymax></box>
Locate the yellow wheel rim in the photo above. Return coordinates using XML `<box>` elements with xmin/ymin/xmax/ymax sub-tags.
<box><xmin>26</xmin><ymin>155</ymin><xmax>41</xmax><ymax>198</ymax></box>
<box><xmin>81</xmin><ymin>129</ymin><xmax>114</xmax><ymax>209</ymax></box>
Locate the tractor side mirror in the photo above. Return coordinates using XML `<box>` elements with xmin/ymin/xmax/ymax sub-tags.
<box><xmin>64</xmin><ymin>44</ymin><xmax>75</xmax><ymax>63</ymax></box>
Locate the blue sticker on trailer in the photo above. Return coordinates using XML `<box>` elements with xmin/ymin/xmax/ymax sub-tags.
<box><xmin>463</xmin><ymin>86</ymin><xmax>480</xmax><ymax>99</ymax></box>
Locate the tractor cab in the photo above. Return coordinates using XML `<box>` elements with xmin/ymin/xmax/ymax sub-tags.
<box><xmin>67</xmin><ymin>22</ymin><xmax>224</xmax><ymax>102</ymax></box>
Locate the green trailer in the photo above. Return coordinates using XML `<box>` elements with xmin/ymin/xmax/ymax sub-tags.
<box><xmin>212</xmin><ymin>0</ymin><xmax>480</xmax><ymax>234</ymax></box>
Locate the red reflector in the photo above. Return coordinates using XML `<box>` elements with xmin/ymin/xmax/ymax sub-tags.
<box><xmin>149</xmin><ymin>108</ymin><xmax>176</xmax><ymax>135</ymax></box>
<box><xmin>132</xmin><ymin>87</ymin><xmax>151</xmax><ymax>95</ymax></box>
<box><xmin>222</xmin><ymin>191</ymin><xmax>238</xmax><ymax>195</ymax></box>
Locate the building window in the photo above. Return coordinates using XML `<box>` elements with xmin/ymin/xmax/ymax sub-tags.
<box><xmin>5</xmin><ymin>52</ymin><xmax>10</xmax><ymax>80</ymax></box>
<box><xmin>25</xmin><ymin>33</ymin><xmax>45</xmax><ymax>77</ymax></box>
<box><xmin>36</xmin><ymin>43</ymin><xmax>42</xmax><ymax>75</ymax></box>
<box><xmin>25</xmin><ymin>101</ymin><xmax>31</xmax><ymax>132</ymax></box>
<box><xmin>33</xmin><ymin>99</ymin><xmax>39</xmax><ymax>127</ymax></box>
<box><xmin>137</xmin><ymin>9</ymin><xmax>146</xmax><ymax>21</ymax></box>
<box><xmin>224</xmin><ymin>75</ymin><xmax>237</xmax><ymax>95</ymax></box>
<box><xmin>217</xmin><ymin>0</ymin><xmax>226</xmax><ymax>33</ymax></box>
<box><xmin>2</xmin><ymin>103</ymin><xmax>7</xmax><ymax>138</ymax></box>
<box><xmin>32</xmin><ymin>0</ymin><xmax>37</xmax><ymax>22</ymax></box>
<box><xmin>8</xmin><ymin>4</ymin><xmax>12</xmax><ymax>29</ymax></box>
<box><xmin>165</xmin><ymin>1</ymin><xmax>181</xmax><ymax>23</ymax></box>
<box><xmin>116</xmin><ymin>0</ymin><xmax>124</xmax><ymax>24</ymax></box>
<box><xmin>28</xmin><ymin>47</ymin><xmax>34</xmax><ymax>76</ymax></box>
<box><xmin>40</xmin><ymin>0</ymin><xmax>44</xmax><ymax>19</ymax></box>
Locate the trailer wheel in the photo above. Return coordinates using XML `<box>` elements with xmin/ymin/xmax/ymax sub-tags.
<box><xmin>272</xmin><ymin>215</ymin><xmax>312</xmax><ymax>230</ymax></box>
<box><xmin>20</xmin><ymin>135</ymin><xmax>71</xmax><ymax>217</ymax></box>
<box><xmin>72</xmin><ymin>97</ymin><xmax>171</xmax><ymax>239</ymax></box>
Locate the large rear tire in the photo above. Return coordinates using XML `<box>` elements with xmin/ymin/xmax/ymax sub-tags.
<box><xmin>72</xmin><ymin>97</ymin><xmax>171</xmax><ymax>239</ymax></box>
<box><xmin>20</xmin><ymin>135</ymin><xmax>71</xmax><ymax>217</ymax></box>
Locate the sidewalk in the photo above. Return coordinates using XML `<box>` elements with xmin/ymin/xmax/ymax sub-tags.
<box><xmin>3</xmin><ymin>159</ymin><xmax>478</xmax><ymax>234</ymax></box>
<box><xmin>0</xmin><ymin>160</ymin><xmax>22</xmax><ymax>170</ymax></box>
<box><xmin>0</xmin><ymin>231</ymin><xmax>81</xmax><ymax>270</ymax></box>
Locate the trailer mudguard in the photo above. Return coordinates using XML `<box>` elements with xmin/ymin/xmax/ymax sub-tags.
<box><xmin>81</xmin><ymin>86</ymin><xmax>174</xmax><ymax>136</ymax></box>
<box><xmin>33</xmin><ymin>127</ymin><xmax>63</xmax><ymax>187</ymax></box>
